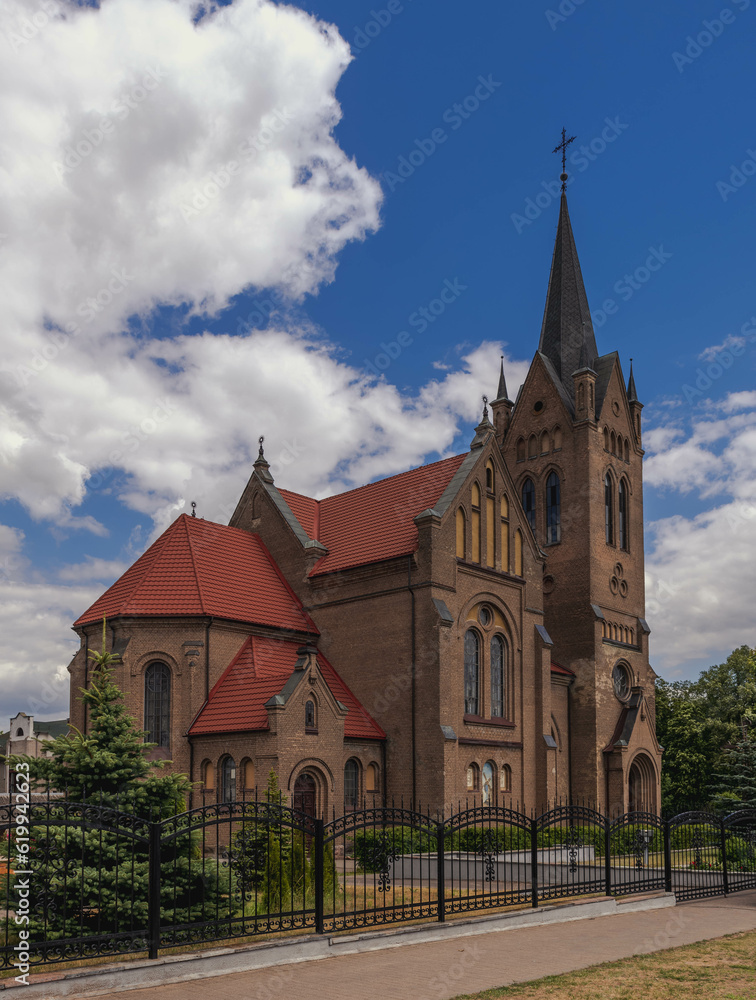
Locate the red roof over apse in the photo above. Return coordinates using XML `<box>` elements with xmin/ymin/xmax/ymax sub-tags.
<box><xmin>189</xmin><ymin>636</ymin><xmax>385</xmax><ymax>740</ymax></box>
<box><xmin>74</xmin><ymin>514</ymin><xmax>317</xmax><ymax>634</ymax></box>
<box><xmin>282</xmin><ymin>454</ymin><xmax>466</xmax><ymax>577</ymax></box>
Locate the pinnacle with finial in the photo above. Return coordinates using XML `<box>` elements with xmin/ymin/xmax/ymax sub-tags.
<box><xmin>495</xmin><ymin>354</ymin><xmax>511</xmax><ymax>402</ymax></box>
<box><xmin>627</xmin><ymin>358</ymin><xmax>638</xmax><ymax>402</ymax></box>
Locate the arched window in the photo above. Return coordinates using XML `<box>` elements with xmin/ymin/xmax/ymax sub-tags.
<box><xmin>528</xmin><ymin>434</ymin><xmax>537</xmax><ymax>459</ymax></box>
<box><xmin>545</xmin><ymin>472</ymin><xmax>561</xmax><ymax>544</ymax></box>
<box><xmin>15</xmin><ymin>728</ymin><xmax>24</xmax><ymax>738</ymax></box>
<box><xmin>521</xmin><ymin>479</ymin><xmax>535</xmax><ymax>535</ymax></box>
<box><xmin>514</xmin><ymin>529</ymin><xmax>523</xmax><ymax>576</ymax></box>
<box><xmin>603</xmin><ymin>427</ymin><xmax>610</xmax><ymax>451</ymax></box>
<box><xmin>221</xmin><ymin>756</ymin><xmax>236</xmax><ymax>803</ymax></box>
<box><xmin>466</xmin><ymin>763</ymin><xmax>480</xmax><ymax>792</ymax></box>
<box><xmin>605</xmin><ymin>474</ymin><xmax>614</xmax><ymax>545</ymax></box>
<box><xmin>539</xmin><ymin>430</ymin><xmax>549</xmax><ymax>455</ymax></box>
<box><xmin>619</xmin><ymin>479</ymin><xmax>628</xmax><ymax>550</ymax></box>
<box><xmin>366</xmin><ymin>762</ymin><xmax>379</xmax><ymax>793</ymax></box>
<box><xmin>490</xmin><ymin>635</ymin><xmax>506</xmax><ymax>718</ymax></box>
<box><xmin>624</xmin><ymin>438</ymin><xmax>630</xmax><ymax>463</ymax></box>
<box><xmin>499</xmin><ymin>764</ymin><xmax>512</xmax><ymax>792</ymax></box>
<box><xmin>144</xmin><ymin>662</ymin><xmax>170</xmax><ymax>748</ymax></box>
<box><xmin>464</xmin><ymin>630</ymin><xmax>480</xmax><ymax>715</ymax></box>
<box><xmin>240</xmin><ymin>758</ymin><xmax>255</xmax><ymax>792</ymax></box>
<box><xmin>202</xmin><ymin>759</ymin><xmax>215</xmax><ymax>791</ymax></box>
<box><xmin>553</xmin><ymin>426</ymin><xmax>562</xmax><ymax>450</ymax></box>
<box><xmin>611</xmin><ymin>431</ymin><xmax>616</xmax><ymax>455</ymax></box>
<box><xmin>344</xmin><ymin>759</ymin><xmax>360</xmax><ymax>811</ymax></box>
<box><xmin>471</xmin><ymin>483</ymin><xmax>481</xmax><ymax>562</ymax></box>
<box><xmin>500</xmin><ymin>494</ymin><xmax>509</xmax><ymax>572</ymax></box>
<box><xmin>482</xmin><ymin>761</ymin><xmax>495</xmax><ymax>805</ymax></box>
<box><xmin>305</xmin><ymin>699</ymin><xmax>317</xmax><ymax>730</ymax></box>
<box><xmin>456</xmin><ymin>507</ymin><xmax>466</xmax><ymax>559</ymax></box>
<box><xmin>485</xmin><ymin>459</ymin><xmax>494</xmax><ymax>492</ymax></box>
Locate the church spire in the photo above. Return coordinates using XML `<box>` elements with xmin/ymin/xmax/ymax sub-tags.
<box><xmin>538</xmin><ymin>191</ymin><xmax>598</xmax><ymax>393</ymax></box>
<box><xmin>627</xmin><ymin>358</ymin><xmax>638</xmax><ymax>402</ymax></box>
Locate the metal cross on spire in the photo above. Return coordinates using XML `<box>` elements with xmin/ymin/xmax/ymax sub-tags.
<box><xmin>552</xmin><ymin>127</ymin><xmax>576</xmax><ymax>191</ymax></box>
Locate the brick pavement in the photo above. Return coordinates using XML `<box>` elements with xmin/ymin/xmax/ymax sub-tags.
<box><xmin>92</xmin><ymin>891</ymin><xmax>756</xmax><ymax>1000</ymax></box>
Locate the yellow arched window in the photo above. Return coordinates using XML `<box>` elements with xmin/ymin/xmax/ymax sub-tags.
<box><xmin>500</xmin><ymin>494</ymin><xmax>509</xmax><ymax>572</ymax></box>
<box><xmin>471</xmin><ymin>483</ymin><xmax>481</xmax><ymax>563</ymax></box>
<box><xmin>366</xmin><ymin>762</ymin><xmax>379</xmax><ymax>793</ymax></box>
<box><xmin>514</xmin><ymin>529</ymin><xmax>523</xmax><ymax>576</ymax></box>
<box><xmin>241</xmin><ymin>758</ymin><xmax>255</xmax><ymax>792</ymax></box>
<box><xmin>553</xmin><ymin>426</ymin><xmax>562</xmax><ymax>450</ymax></box>
<box><xmin>456</xmin><ymin>507</ymin><xmax>466</xmax><ymax>559</ymax></box>
<box><xmin>486</xmin><ymin>491</ymin><xmax>495</xmax><ymax>568</ymax></box>
<box><xmin>540</xmin><ymin>430</ymin><xmax>549</xmax><ymax>454</ymax></box>
<box><xmin>202</xmin><ymin>759</ymin><xmax>215</xmax><ymax>791</ymax></box>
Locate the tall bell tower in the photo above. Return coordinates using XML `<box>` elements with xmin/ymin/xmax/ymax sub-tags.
<box><xmin>498</xmin><ymin>152</ymin><xmax>662</xmax><ymax>813</ymax></box>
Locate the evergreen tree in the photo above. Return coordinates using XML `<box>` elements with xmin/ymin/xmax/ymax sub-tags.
<box><xmin>2</xmin><ymin>620</ymin><xmax>231</xmax><ymax>945</ymax></box>
<box><xmin>710</xmin><ymin>730</ymin><xmax>756</xmax><ymax>811</ymax></box>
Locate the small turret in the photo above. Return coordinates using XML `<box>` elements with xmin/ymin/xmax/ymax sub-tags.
<box><xmin>490</xmin><ymin>356</ymin><xmax>514</xmax><ymax>443</ymax></box>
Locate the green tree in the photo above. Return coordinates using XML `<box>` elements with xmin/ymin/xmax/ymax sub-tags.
<box><xmin>3</xmin><ymin>620</ymin><xmax>231</xmax><ymax>944</ymax></box>
<box><xmin>710</xmin><ymin>730</ymin><xmax>756</xmax><ymax>811</ymax></box>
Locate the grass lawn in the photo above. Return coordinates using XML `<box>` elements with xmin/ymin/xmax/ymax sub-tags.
<box><xmin>450</xmin><ymin>930</ymin><xmax>756</xmax><ymax>999</ymax></box>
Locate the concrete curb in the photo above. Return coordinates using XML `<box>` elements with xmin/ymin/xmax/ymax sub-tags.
<box><xmin>0</xmin><ymin>893</ymin><xmax>676</xmax><ymax>999</ymax></box>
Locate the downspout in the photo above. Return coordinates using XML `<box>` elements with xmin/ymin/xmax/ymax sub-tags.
<box><xmin>205</xmin><ymin>617</ymin><xmax>213</xmax><ymax>701</ymax></box>
<box><xmin>567</xmin><ymin>681</ymin><xmax>573</xmax><ymax>803</ymax></box>
<box><xmin>83</xmin><ymin>631</ymin><xmax>89</xmax><ymax>736</ymax></box>
<box><xmin>188</xmin><ymin>736</ymin><xmax>194</xmax><ymax>811</ymax></box>
<box><xmin>408</xmin><ymin>556</ymin><xmax>417</xmax><ymax>806</ymax></box>
<box><xmin>381</xmin><ymin>738</ymin><xmax>387</xmax><ymax>809</ymax></box>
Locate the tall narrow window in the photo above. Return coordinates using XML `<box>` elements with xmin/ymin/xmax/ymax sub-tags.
<box><xmin>516</xmin><ymin>438</ymin><xmax>525</xmax><ymax>462</ymax></box>
<box><xmin>366</xmin><ymin>762</ymin><xmax>379</xmax><ymax>793</ymax></box>
<box><xmin>485</xmin><ymin>459</ymin><xmax>494</xmax><ymax>492</ymax></box>
<box><xmin>500</xmin><ymin>494</ymin><xmax>509</xmax><ymax>572</ymax></box>
<box><xmin>305</xmin><ymin>699</ymin><xmax>317</xmax><ymax>730</ymax></box>
<box><xmin>471</xmin><ymin>483</ymin><xmax>481</xmax><ymax>562</ymax></box>
<box><xmin>491</xmin><ymin>635</ymin><xmax>505</xmax><ymax>718</ymax></box>
<box><xmin>605</xmin><ymin>474</ymin><xmax>614</xmax><ymax>545</ymax></box>
<box><xmin>144</xmin><ymin>662</ymin><xmax>170</xmax><ymax>748</ymax></box>
<box><xmin>528</xmin><ymin>435</ymin><xmax>537</xmax><ymax>459</ymax></box>
<box><xmin>522</xmin><ymin>479</ymin><xmax>535</xmax><ymax>536</ymax></box>
<box><xmin>464</xmin><ymin>630</ymin><xmax>480</xmax><ymax>715</ymax></box>
<box><xmin>456</xmin><ymin>507</ymin><xmax>466</xmax><ymax>559</ymax></box>
<box><xmin>619</xmin><ymin>479</ymin><xmax>628</xmax><ymax>550</ymax></box>
<box><xmin>514</xmin><ymin>529</ymin><xmax>523</xmax><ymax>576</ymax></box>
<box><xmin>221</xmin><ymin>756</ymin><xmax>236</xmax><ymax>803</ymax></box>
<box><xmin>545</xmin><ymin>472</ymin><xmax>561</xmax><ymax>544</ymax></box>
<box><xmin>344</xmin><ymin>759</ymin><xmax>359</xmax><ymax>811</ymax></box>
<box><xmin>486</xmin><ymin>493</ymin><xmax>495</xmax><ymax>568</ymax></box>
<box><xmin>482</xmin><ymin>761</ymin><xmax>495</xmax><ymax>805</ymax></box>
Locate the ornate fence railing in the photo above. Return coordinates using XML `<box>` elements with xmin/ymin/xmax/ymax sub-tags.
<box><xmin>2</xmin><ymin>800</ymin><xmax>755</xmax><ymax>972</ymax></box>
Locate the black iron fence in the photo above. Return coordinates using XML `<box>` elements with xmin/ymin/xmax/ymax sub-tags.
<box><xmin>2</xmin><ymin>800</ymin><xmax>755</xmax><ymax>972</ymax></box>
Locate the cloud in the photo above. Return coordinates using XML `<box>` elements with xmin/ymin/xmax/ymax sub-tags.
<box><xmin>645</xmin><ymin>392</ymin><xmax>756</xmax><ymax>671</ymax></box>
<box><xmin>0</xmin><ymin>0</ymin><xmax>382</xmax><ymax>525</ymax></box>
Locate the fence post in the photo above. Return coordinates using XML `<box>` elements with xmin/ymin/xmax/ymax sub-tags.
<box><xmin>314</xmin><ymin>818</ymin><xmax>325</xmax><ymax>935</ymax></box>
<box><xmin>604</xmin><ymin>816</ymin><xmax>612</xmax><ymax>897</ymax></box>
<box><xmin>664</xmin><ymin>819</ymin><xmax>672</xmax><ymax>894</ymax></box>
<box><xmin>720</xmin><ymin>816</ymin><xmax>729</xmax><ymax>896</ymax></box>
<box><xmin>436</xmin><ymin>821</ymin><xmax>446</xmax><ymax>922</ymax></box>
<box><xmin>530</xmin><ymin>814</ymin><xmax>539</xmax><ymax>908</ymax></box>
<box><xmin>147</xmin><ymin>819</ymin><xmax>161</xmax><ymax>961</ymax></box>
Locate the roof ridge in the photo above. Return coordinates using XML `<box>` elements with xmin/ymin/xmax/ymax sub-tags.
<box><xmin>319</xmin><ymin>453</ymin><xmax>465</xmax><ymax>505</ymax></box>
<box><xmin>183</xmin><ymin>514</ymin><xmax>208</xmax><ymax>613</ymax></box>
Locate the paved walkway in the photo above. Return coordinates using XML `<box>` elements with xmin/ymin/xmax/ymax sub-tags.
<box><xmin>92</xmin><ymin>891</ymin><xmax>756</xmax><ymax>1000</ymax></box>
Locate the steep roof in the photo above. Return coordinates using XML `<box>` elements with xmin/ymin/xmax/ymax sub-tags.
<box><xmin>33</xmin><ymin>719</ymin><xmax>69</xmax><ymax>738</ymax></box>
<box><xmin>278</xmin><ymin>453</ymin><xmax>467</xmax><ymax>576</ymax></box>
<box><xmin>74</xmin><ymin>514</ymin><xmax>317</xmax><ymax>634</ymax></box>
<box><xmin>189</xmin><ymin>636</ymin><xmax>385</xmax><ymax>740</ymax></box>
<box><xmin>538</xmin><ymin>191</ymin><xmax>599</xmax><ymax>398</ymax></box>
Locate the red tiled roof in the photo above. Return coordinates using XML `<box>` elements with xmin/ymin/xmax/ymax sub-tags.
<box><xmin>74</xmin><ymin>514</ymin><xmax>317</xmax><ymax>633</ymax></box>
<box><xmin>189</xmin><ymin>636</ymin><xmax>385</xmax><ymax>740</ymax></box>
<box><xmin>281</xmin><ymin>454</ymin><xmax>466</xmax><ymax>576</ymax></box>
<box><xmin>551</xmin><ymin>662</ymin><xmax>576</xmax><ymax>677</ymax></box>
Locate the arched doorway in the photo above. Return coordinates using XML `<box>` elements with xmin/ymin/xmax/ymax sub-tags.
<box><xmin>628</xmin><ymin>753</ymin><xmax>655</xmax><ymax>813</ymax></box>
<box><xmin>293</xmin><ymin>772</ymin><xmax>317</xmax><ymax>820</ymax></box>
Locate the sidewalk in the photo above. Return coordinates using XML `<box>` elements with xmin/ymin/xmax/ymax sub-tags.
<box><xmin>14</xmin><ymin>891</ymin><xmax>756</xmax><ymax>1000</ymax></box>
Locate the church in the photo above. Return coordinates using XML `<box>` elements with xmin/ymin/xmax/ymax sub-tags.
<box><xmin>67</xmin><ymin>187</ymin><xmax>663</xmax><ymax>819</ymax></box>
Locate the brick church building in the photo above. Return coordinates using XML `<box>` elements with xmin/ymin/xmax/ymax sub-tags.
<box><xmin>68</xmin><ymin>190</ymin><xmax>663</xmax><ymax>817</ymax></box>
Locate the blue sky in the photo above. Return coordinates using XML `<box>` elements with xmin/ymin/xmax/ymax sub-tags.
<box><xmin>1</xmin><ymin>0</ymin><xmax>755</xmax><ymax>722</ymax></box>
